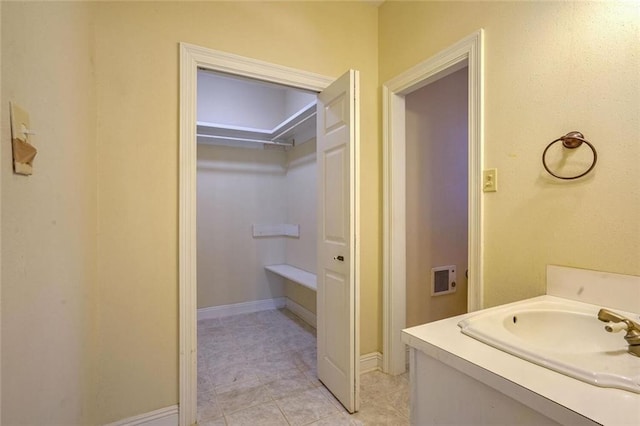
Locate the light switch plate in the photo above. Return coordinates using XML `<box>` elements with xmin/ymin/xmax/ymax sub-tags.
<box><xmin>10</xmin><ymin>102</ymin><xmax>31</xmax><ymax>142</ymax></box>
<box><xmin>483</xmin><ymin>168</ymin><xmax>497</xmax><ymax>192</ymax></box>
<box><xmin>10</xmin><ymin>102</ymin><xmax>37</xmax><ymax>175</ymax></box>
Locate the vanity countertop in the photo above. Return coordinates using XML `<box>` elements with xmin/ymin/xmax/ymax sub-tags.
<box><xmin>402</xmin><ymin>295</ymin><xmax>640</xmax><ymax>426</ymax></box>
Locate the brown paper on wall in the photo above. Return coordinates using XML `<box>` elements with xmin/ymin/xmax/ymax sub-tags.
<box><xmin>12</xmin><ymin>138</ymin><xmax>37</xmax><ymax>175</ymax></box>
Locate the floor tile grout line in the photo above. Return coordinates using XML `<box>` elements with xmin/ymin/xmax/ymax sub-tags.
<box><xmin>198</xmin><ymin>307</ymin><xmax>409</xmax><ymax>425</ymax></box>
<box><xmin>272</xmin><ymin>398</ymin><xmax>293</xmax><ymax>426</ymax></box>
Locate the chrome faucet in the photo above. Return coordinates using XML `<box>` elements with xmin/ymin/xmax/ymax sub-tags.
<box><xmin>597</xmin><ymin>308</ymin><xmax>640</xmax><ymax>357</ymax></box>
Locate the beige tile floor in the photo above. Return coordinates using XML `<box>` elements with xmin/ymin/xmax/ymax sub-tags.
<box><xmin>198</xmin><ymin>309</ymin><xmax>409</xmax><ymax>425</ymax></box>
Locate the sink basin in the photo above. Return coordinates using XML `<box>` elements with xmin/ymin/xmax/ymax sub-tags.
<box><xmin>458</xmin><ymin>296</ymin><xmax>640</xmax><ymax>393</ymax></box>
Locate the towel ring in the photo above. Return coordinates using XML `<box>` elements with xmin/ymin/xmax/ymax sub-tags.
<box><xmin>542</xmin><ymin>131</ymin><xmax>597</xmax><ymax>180</ymax></box>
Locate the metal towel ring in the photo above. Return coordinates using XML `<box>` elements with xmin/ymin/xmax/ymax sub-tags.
<box><xmin>542</xmin><ymin>131</ymin><xmax>597</xmax><ymax>180</ymax></box>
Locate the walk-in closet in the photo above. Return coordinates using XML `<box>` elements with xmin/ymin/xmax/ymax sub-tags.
<box><xmin>195</xmin><ymin>69</ymin><xmax>324</xmax><ymax>423</ymax></box>
<box><xmin>196</xmin><ymin>70</ymin><xmax>319</xmax><ymax>319</ymax></box>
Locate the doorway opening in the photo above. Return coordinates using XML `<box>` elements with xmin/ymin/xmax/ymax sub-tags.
<box><xmin>195</xmin><ymin>69</ymin><xmax>320</xmax><ymax>422</ymax></box>
<box><xmin>179</xmin><ymin>44</ymin><xmax>361</xmax><ymax>425</ymax></box>
<box><xmin>382</xmin><ymin>30</ymin><xmax>484</xmax><ymax>375</ymax></box>
<box><xmin>195</xmin><ymin>69</ymin><xmax>319</xmax><ymax>320</ymax></box>
<box><xmin>404</xmin><ymin>66</ymin><xmax>469</xmax><ymax>331</ymax></box>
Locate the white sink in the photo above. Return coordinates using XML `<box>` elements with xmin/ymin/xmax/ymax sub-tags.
<box><xmin>458</xmin><ymin>296</ymin><xmax>640</xmax><ymax>393</ymax></box>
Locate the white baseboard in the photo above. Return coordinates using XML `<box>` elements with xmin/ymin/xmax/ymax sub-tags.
<box><xmin>104</xmin><ymin>405</ymin><xmax>178</xmax><ymax>426</ymax></box>
<box><xmin>360</xmin><ymin>352</ymin><xmax>383</xmax><ymax>373</ymax></box>
<box><xmin>285</xmin><ymin>298</ymin><xmax>317</xmax><ymax>329</ymax></box>
<box><xmin>197</xmin><ymin>297</ymin><xmax>286</xmax><ymax>321</ymax></box>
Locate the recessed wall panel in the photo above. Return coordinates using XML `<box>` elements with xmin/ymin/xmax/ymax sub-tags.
<box><xmin>324</xmin><ymin>93</ymin><xmax>347</xmax><ymax>134</ymax></box>
<box><xmin>322</xmin><ymin>270</ymin><xmax>348</xmax><ymax>377</ymax></box>
<box><xmin>323</xmin><ymin>146</ymin><xmax>347</xmax><ymax>244</ymax></box>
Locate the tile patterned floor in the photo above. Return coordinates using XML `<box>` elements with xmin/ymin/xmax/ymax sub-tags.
<box><xmin>198</xmin><ymin>309</ymin><xmax>409</xmax><ymax>425</ymax></box>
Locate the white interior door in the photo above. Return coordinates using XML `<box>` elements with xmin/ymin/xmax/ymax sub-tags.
<box><xmin>316</xmin><ymin>69</ymin><xmax>359</xmax><ymax>413</ymax></box>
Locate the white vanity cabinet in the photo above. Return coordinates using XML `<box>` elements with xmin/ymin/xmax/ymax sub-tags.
<box><xmin>402</xmin><ymin>266</ymin><xmax>640</xmax><ymax>426</ymax></box>
<box><xmin>406</xmin><ymin>331</ymin><xmax>597</xmax><ymax>425</ymax></box>
<box><xmin>403</xmin><ymin>314</ymin><xmax>639</xmax><ymax>425</ymax></box>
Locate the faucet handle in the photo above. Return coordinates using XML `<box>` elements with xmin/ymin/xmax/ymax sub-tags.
<box><xmin>598</xmin><ymin>308</ymin><xmax>629</xmax><ymax>323</ymax></box>
<box><xmin>597</xmin><ymin>309</ymin><xmax>640</xmax><ymax>329</ymax></box>
<box><xmin>598</xmin><ymin>308</ymin><xmax>640</xmax><ymax>357</ymax></box>
<box><xmin>605</xmin><ymin>322</ymin><xmax>629</xmax><ymax>333</ymax></box>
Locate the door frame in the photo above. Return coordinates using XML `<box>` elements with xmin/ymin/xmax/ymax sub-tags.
<box><xmin>381</xmin><ymin>30</ymin><xmax>485</xmax><ymax>375</ymax></box>
<box><xmin>179</xmin><ymin>43</ymin><xmax>343</xmax><ymax>425</ymax></box>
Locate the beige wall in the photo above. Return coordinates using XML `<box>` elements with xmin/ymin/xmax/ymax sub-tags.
<box><xmin>1</xmin><ymin>2</ymin><xmax>97</xmax><ymax>424</ymax></box>
<box><xmin>3</xmin><ymin>1</ymin><xmax>637</xmax><ymax>424</ymax></box>
<box><xmin>197</xmin><ymin>139</ymin><xmax>317</xmax><ymax>314</ymax></box>
<box><xmin>380</xmin><ymin>1</ymin><xmax>640</xmax><ymax>308</ymax></box>
<box><xmin>197</xmin><ymin>145</ymin><xmax>287</xmax><ymax>309</ymax></box>
<box><xmin>285</xmin><ymin>141</ymin><xmax>317</xmax><ymax>275</ymax></box>
<box><xmin>0</xmin><ymin>1</ymin><xmax>3</xmax><ymax>413</ymax></box>
<box><xmin>405</xmin><ymin>67</ymin><xmax>468</xmax><ymax>327</ymax></box>
<box><xmin>93</xmin><ymin>1</ymin><xmax>379</xmax><ymax>423</ymax></box>
<box><xmin>284</xmin><ymin>140</ymin><xmax>318</xmax><ymax>314</ymax></box>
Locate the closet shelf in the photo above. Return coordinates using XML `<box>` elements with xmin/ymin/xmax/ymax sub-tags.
<box><xmin>253</xmin><ymin>224</ymin><xmax>300</xmax><ymax>238</ymax></box>
<box><xmin>264</xmin><ymin>264</ymin><xmax>317</xmax><ymax>291</ymax></box>
<box><xmin>197</xmin><ymin>101</ymin><xmax>316</xmax><ymax>148</ymax></box>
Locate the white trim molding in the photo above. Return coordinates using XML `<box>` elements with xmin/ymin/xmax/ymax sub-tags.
<box><xmin>360</xmin><ymin>352</ymin><xmax>383</xmax><ymax>374</ymax></box>
<box><xmin>179</xmin><ymin>42</ymin><xmax>333</xmax><ymax>426</ymax></box>
<box><xmin>285</xmin><ymin>298</ymin><xmax>317</xmax><ymax>329</ymax></box>
<box><xmin>197</xmin><ymin>298</ymin><xmax>286</xmax><ymax>321</ymax></box>
<box><xmin>104</xmin><ymin>406</ymin><xmax>178</xmax><ymax>426</ymax></box>
<box><xmin>382</xmin><ymin>30</ymin><xmax>485</xmax><ymax>375</ymax></box>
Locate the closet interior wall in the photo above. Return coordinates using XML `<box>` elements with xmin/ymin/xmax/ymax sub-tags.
<box><xmin>197</xmin><ymin>144</ymin><xmax>288</xmax><ymax>309</ymax></box>
<box><xmin>196</xmin><ymin>70</ymin><xmax>317</xmax><ymax>318</ymax></box>
<box><xmin>283</xmin><ymin>141</ymin><xmax>317</xmax><ymax>316</ymax></box>
<box><xmin>196</xmin><ymin>143</ymin><xmax>317</xmax><ymax>314</ymax></box>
